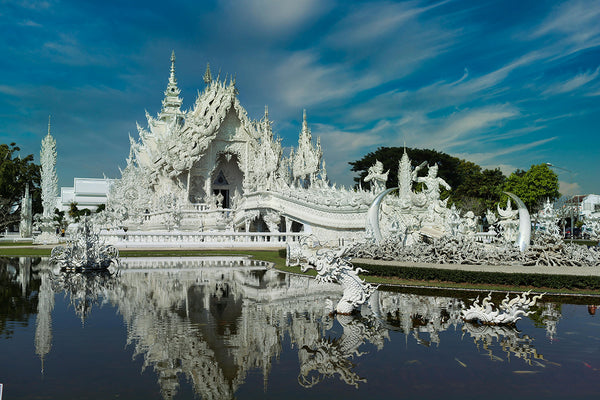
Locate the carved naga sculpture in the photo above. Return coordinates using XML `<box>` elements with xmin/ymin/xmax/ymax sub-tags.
<box><xmin>299</xmin><ymin>246</ymin><xmax>379</xmax><ymax>315</ymax></box>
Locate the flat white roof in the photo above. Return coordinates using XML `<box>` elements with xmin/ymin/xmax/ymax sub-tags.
<box><xmin>73</xmin><ymin>178</ymin><xmax>112</xmax><ymax>195</ymax></box>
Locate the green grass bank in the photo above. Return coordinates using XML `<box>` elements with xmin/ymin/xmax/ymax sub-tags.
<box><xmin>2</xmin><ymin>246</ymin><xmax>600</xmax><ymax>296</ymax></box>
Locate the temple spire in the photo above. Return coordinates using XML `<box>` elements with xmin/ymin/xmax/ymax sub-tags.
<box><xmin>302</xmin><ymin>109</ymin><xmax>308</xmax><ymax>133</ymax></box>
<box><xmin>160</xmin><ymin>50</ymin><xmax>183</xmax><ymax>123</ymax></box>
<box><xmin>169</xmin><ymin>51</ymin><xmax>176</xmax><ymax>84</ymax></box>
<box><xmin>203</xmin><ymin>62</ymin><xmax>212</xmax><ymax>84</ymax></box>
<box><xmin>40</xmin><ymin>116</ymin><xmax>58</xmax><ymax>218</ymax></box>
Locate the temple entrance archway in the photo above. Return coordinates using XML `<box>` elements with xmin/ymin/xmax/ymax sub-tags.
<box><xmin>211</xmin><ymin>153</ymin><xmax>243</xmax><ymax>209</ymax></box>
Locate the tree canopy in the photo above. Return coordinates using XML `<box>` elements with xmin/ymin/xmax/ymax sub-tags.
<box><xmin>0</xmin><ymin>143</ymin><xmax>42</xmax><ymax>230</ymax></box>
<box><xmin>349</xmin><ymin>147</ymin><xmax>506</xmax><ymax>215</ymax></box>
<box><xmin>503</xmin><ymin>163</ymin><xmax>559</xmax><ymax>212</ymax></box>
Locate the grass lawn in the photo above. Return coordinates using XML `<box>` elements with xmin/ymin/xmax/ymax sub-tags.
<box><xmin>2</xmin><ymin>246</ymin><xmax>599</xmax><ymax>296</ymax></box>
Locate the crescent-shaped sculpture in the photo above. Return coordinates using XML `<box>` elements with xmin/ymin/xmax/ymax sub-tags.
<box><xmin>366</xmin><ymin>187</ymin><xmax>398</xmax><ymax>243</ymax></box>
<box><xmin>503</xmin><ymin>192</ymin><xmax>531</xmax><ymax>252</ymax></box>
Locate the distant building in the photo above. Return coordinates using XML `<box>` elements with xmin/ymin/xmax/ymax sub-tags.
<box><xmin>58</xmin><ymin>177</ymin><xmax>112</xmax><ymax>212</ymax></box>
<box><xmin>581</xmin><ymin>194</ymin><xmax>600</xmax><ymax>217</ymax></box>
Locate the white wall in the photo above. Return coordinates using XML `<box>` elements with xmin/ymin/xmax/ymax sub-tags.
<box><xmin>59</xmin><ymin>178</ymin><xmax>113</xmax><ymax>211</ymax></box>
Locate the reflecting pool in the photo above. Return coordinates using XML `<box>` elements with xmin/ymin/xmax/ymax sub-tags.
<box><xmin>1</xmin><ymin>256</ymin><xmax>599</xmax><ymax>399</ymax></box>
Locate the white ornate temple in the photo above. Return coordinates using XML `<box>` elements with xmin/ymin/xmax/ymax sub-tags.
<box><xmin>96</xmin><ymin>52</ymin><xmax>469</xmax><ymax>245</ymax></box>
<box><xmin>99</xmin><ymin>52</ymin><xmax>377</xmax><ymax>242</ymax></box>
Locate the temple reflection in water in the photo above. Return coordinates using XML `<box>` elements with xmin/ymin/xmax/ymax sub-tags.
<box><xmin>1</xmin><ymin>257</ymin><xmax>569</xmax><ymax>399</ymax></box>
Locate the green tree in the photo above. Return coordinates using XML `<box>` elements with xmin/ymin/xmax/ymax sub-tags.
<box><xmin>452</xmin><ymin>164</ymin><xmax>506</xmax><ymax>215</ymax></box>
<box><xmin>68</xmin><ymin>202</ymin><xmax>92</xmax><ymax>223</ymax></box>
<box><xmin>0</xmin><ymin>143</ymin><xmax>42</xmax><ymax>230</ymax></box>
<box><xmin>53</xmin><ymin>208</ymin><xmax>67</xmax><ymax>230</ymax></box>
<box><xmin>503</xmin><ymin>163</ymin><xmax>559</xmax><ymax>212</ymax></box>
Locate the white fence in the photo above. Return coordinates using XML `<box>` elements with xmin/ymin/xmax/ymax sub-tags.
<box><xmin>473</xmin><ymin>232</ymin><xmax>498</xmax><ymax>243</ymax></box>
<box><xmin>99</xmin><ymin>230</ymin><xmax>307</xmax><ymax>248</ymax></box>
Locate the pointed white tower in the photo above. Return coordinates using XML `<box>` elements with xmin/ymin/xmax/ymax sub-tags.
<box><xmin>159</xmin><ymin>50</ymin><xmax>183</xmax><ymax>123</ymax></box>
<box><xmin>40</xmin><ymin>116</ymin><xmax>58</xmax><ymax>218</ymax></box>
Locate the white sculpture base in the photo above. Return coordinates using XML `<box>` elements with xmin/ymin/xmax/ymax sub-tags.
<box><xmin>34</xmin><ymin>231</ymin><xmax>60</xmax><ymax>245</ymax></box>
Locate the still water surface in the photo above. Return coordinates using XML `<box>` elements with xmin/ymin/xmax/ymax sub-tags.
<box><xmin>1</xmin><ymin>256</ymin><xmax>599</xmax><ymax>399</ymax></box>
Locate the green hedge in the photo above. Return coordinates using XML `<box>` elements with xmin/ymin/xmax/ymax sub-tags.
<box><xmin>354</xmin><ymin>262</ymin><xmax>600</xmax><ymax>290</ymax></box>
<box><xmin>278</xmin><ymin>248</ymin><xmax>286</xmax><ymax>259</ymax></box>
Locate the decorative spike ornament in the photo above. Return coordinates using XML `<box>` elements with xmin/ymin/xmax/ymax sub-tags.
<box><xmin>203</xmin><ymin>62</ymin><xmax>212</xmax><ymax>84</ymax></box>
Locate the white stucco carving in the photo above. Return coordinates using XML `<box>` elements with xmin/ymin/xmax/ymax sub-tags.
<box><xmin>462</xmin><ymin>291</ymin><xmax>544</xmax><ymax>326</ymax></box>
<box><xmin>364</xmin><ymin>160</ymin><xmax>388</xmax><ymax>194</ymax></box>
<box><xmin>40</xmin><ymin>118</ymin><xmax>58</xmax><ymax>218</ymax></box>
<box><xmin>20</xmin><ymin>183</ymin><xmax>33</xmax><ymax>237</ymax></box>
<box><xmin>34</xmin><ymin>117</ymin><xmax>59</xmax><ymax>244</ymax></box>
<box><xmin>293</xmin><ymin>246</ymin><xmax>379</xmax><ymax>315</ymax></box>
<box><xmin>50</xmin><ymin>218</ymin><xmax>119</xmax><ymax>271</ymax></box>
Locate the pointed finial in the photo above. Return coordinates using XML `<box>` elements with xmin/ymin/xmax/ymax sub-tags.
<box><xmin>302</xmin><ymin>109</ymin><xmax>308</xmax><ymax>132</ymax></box>
<box><xmin>203</xmin><ymin>62</ymin><xmax>212</xmax><ymax>84</ymax></box>
<box><xmin>47</xmin><ymin>115</ymin><xmax>51</xmax><ymax>136</ymax></box>
<box><xmin>264</xmin><ymin>105</ymin><xmax>269</xmax><ymax>119</ymax></box>
<box><xmin>169</xmin><ymin>51</ymin><xmax>177</xmax><ymax>84</ymax></box>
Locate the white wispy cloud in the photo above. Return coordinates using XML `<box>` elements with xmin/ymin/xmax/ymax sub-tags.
<box><xmin>345</xmin><ymin>53</ymin><xmax>541</xmax><ymax>126</ymax></box>
<box><xmin>326</xmin><ymin>1</ymin><xmax>449</xmax><ymax>47</ymax></box>
<box><xmin>543</xmin><ymin>67</ymin><xmax>600</xmax><ymax>95</ymax></box>
<box><xmin>530</xmin><ymin>0</ymin><xmax>600</xmax><ymax>58</ymax></box>
<box><xmin>323</xmin><ymin>0</ymin><xmax>458</xmax><ymax>78</ymax></box>
<box><xmin>433</xmin><ymin>106</ymin><xmax>519</xmax><ymax>147</ymax></box>
<box><xmin>272</xmin><ymin>51</ymin><xmax>379</xmax><ymax>109</ymax></box>
<box><xmin>558</xmin><ymin>180</ymin><xmax>581</xmax><ymax>196</ymax></box>
<box><xmin>18</xmin><ymin>19</ymin><xmax>41</xmax><ymax>27</ymax></box>
<box><xmin>219</xmin><ymin>0</ymin><xmax>332</xmax><ymax>37</ymax></box>
<box><xmin>10</xmin><ymin>0</ymin><xmax>53</xmax><ymax>10</ymax></box>
<box><xmin>477</xmin><ymin>126</ymin><xmax>546</xmax><ymax>144</ymax></box>
<box><xmin>0</xmin><ymin>85</ymin><xmax>21</xmax><ymax>96</ymax></box>
<box><xmin>42</xmin><ymin>33</ymin><xmax>114</xmax><ymax>66</ymax></box>
<box><xmin>453</xmin><ymin>137</ymin><xmax>558</xmax><ymax>166</ymax></box>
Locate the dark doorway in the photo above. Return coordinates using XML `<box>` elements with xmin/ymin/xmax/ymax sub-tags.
<box><xmin>213</xmin><ymin>189</ymin><xmax>230</xmax><ymax>208</ymax></box>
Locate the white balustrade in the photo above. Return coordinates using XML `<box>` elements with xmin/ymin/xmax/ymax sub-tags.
<box><xmin>473</xmin><ymin>232</ymin><xmax>498</xmax><ymax>244</ymax></box>
<box><xmin>99</xmin><ymin>230</ymin><xmax>306</xmax><ymax>248</ymax></box>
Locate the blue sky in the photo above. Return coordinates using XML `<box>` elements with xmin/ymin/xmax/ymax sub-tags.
<box><xmin>1</xmin><ymin>0</ymin><xmax>599</xmax><ymax>195</ymax></box>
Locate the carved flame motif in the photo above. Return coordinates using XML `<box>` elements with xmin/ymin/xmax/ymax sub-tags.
<box><xmin>461</xmin><ymin>291</ymin><xmax>544</xmax><ymax>326</ymax></box>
